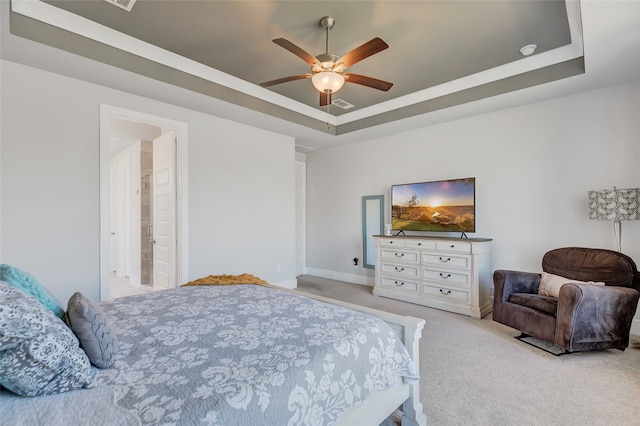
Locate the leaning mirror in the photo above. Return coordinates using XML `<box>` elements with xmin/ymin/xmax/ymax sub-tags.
<box><xmin>362</xmin><ymin>195</ymin><xmax>384</xmax><ymax>269</ymax></box>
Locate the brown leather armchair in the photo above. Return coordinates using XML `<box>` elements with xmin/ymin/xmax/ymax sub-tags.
<box><xmin>493</xmin><ymin>247</ymin><xmax>640</xmax><ymax>352</ymax></box>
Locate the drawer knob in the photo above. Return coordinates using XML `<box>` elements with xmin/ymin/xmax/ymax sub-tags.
<box><xmin>450</xmin><ymin>244</ymin><xmax>455</xmax><ymax>248</ymax></box>
<box><xmin>418</xmin><ymin>242</ymin><xmax>422</xmax><ymax>246</ymax></box>
<box><xmin>389</xmin><ymin>241</ymin><xmax>393</xmax><ymax>244</ymax></box>
<box><xmin>439</xmin><ymin>257</ymin><xmax>451</xmax><ymax>262</ymax></box>
<box><xmin>395</xmin><ymin>267</ymin><xmax>405</xmax><ymax>272</ymax></box>
<box><xmin>439</xmin><ymin>273</ymin><xmax>452</xmax><ymax>279</ymax></box>
<box><xmin>395</xmin><ymin>253</ymin><xmax>404</xmax><ymax>257</ymax></box>
<box><xmin>440</xmin><ymin>289</ymin><xmax>452</xmax><ymax>295</ymax></box>
<box><xmin>395</xmin><ymin>281</ymin><xmax>405</xmax><ymax>286</ymax></box>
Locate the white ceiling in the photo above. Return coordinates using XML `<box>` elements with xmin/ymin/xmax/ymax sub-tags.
<box><xmin>2</xmin><ymin>1</ymin><xmax>640</xmax><ymax>152</ymax></box>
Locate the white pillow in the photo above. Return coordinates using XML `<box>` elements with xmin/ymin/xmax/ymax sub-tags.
<box><xmin>538</xmin><ymin>272</ymin><xmax>605</xmax><ymax>298</ymax></box>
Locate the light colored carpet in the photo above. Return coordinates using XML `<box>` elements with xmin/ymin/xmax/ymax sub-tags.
<box><xmin>296</xmin><ymin>275</ymin><xmax>640</xmax><ymax>426</ymax></box>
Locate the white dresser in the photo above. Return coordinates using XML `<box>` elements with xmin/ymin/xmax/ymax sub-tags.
<box><xmin>373</xmin><ymin>235</ymin><xmax>493</xmax><ymax>318</ymax></box>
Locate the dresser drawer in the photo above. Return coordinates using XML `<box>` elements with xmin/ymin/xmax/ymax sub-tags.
<box><xmin>381</xmin><ymin>249</ymin><xmax>419</xmax><ymax>263</ymax></box>
<box><xmin>381</xmin><ymin>277</ymin><xmax>419</xmax><ymax>293</ymax></box>
<box><xmin>406</xmin><ymin>239</ymin><xmax>436</xmax><ymax>249</ymax></box>
<box><xmin>379</xmin><ymin>238</ymin><xmax>406</xmax><ymax>248</ymax></box>
<box><xmin>435</xmin><ymin>241</ymin><xmax>472</xmax><ymax>253</ymax></box>
<box><xmin>423</xmin><ymin>284</ymin><xmax>470</xmax><ymax>303</ymax></box>
<box><xmin>422</xmin><ymin>253</ymin><xmax>471</xmax><ymax>269</ymax></box>
<box><xmin>381</xmin><ymin>263</ymin><xmax>419</xmax><ymax>278</ymax></box>
<box><xmin>422</xmin><ymin>268</ymin><xmax>471</xmax><ymax>286</ymax></box>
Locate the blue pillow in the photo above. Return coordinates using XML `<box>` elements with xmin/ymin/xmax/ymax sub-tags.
<box><xmin>0</xmin><ymin>264</ymin><xmax>65</xmax><ymax>320</ymax></box>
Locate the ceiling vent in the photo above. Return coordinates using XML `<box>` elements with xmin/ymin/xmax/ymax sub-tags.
<box><xmin>104</xmin><ymin>0</ymin><xmax>137</xmax><ymax>12</ymax></box>
<box><xmin>331</xmin><ymin>99</ymin><xmax>355</xmax><ymax>110</ymax></box>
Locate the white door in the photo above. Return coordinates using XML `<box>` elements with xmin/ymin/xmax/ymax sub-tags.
<box><xmin>295</xmin><ymin>161</ymin><xmax>306</xmax><ymax>277</ymax></box>
<box><xmin>109</xmin><ymin>162</ymin><xmax>119</xmax><ymax>274</ymax></box>
<box><xmin>112</xmin><ymin>157</ymin><xmax>131</xmax><ymax>279</ymax></box>
<box><xmin>121</xmin><ymin>158</ymin><xmax>132</xmax><ymax>279</ymax></box>
<box><xmin>152</xmin><ymin>131</ymin><xmax>176</xmax><ymax>289</ymax></box>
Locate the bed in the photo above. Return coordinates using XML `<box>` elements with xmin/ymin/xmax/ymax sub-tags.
<box><xmin>1</xmin><ymin>282</ymin><xmax>426</xmax><ymax>425</ymax></box>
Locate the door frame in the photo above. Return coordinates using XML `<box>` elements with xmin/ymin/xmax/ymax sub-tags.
<box><xmin>99</xmin><ymin>104</ymin><xmax>189</xmax><ymax>301</ymax></box>
<box><xmin>295</xmin><ymin>160</ymin><xmax>307</xmax><ymax>277</ymax></box>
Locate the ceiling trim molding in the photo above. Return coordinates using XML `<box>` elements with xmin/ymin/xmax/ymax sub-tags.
<box><xmin>336</xmin><ymin>33</ymin><xmax>584</xmax><ymax>126</ymax></box>
<box><xmin>336</xmin><ymin>57</ymin><xmax>585</xmax><ymax>135</ymax></box>
<box><xmin>11</xmin><ymin>0</ymin><xmax>331</xmax><ymax>123</ymax></box>
<box><xmin>11</xmin><ymin>0</ymin><xmax>584</xmax><ymax>136</ymax></box>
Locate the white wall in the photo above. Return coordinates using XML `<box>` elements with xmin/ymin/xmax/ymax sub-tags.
<box><xmin>186</xmin><ymin>110</ymin><xmax>296</xmax><ymax>283</ymax></box>
<box><xmin>306</xmin><ymin>80</ymin><xmax>640</xmax><ymax>327</ymax></box>
<box><xmin>0</xmin><ymin>59</ymin><xmax>296</xmax><ymax>303</ymax></box>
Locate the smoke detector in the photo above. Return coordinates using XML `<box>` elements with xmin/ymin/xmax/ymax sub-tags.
<box><xmin>104</xmin><ymin>0</ymin><xmax>137</xmax><ymax>12</ymax></box>
<box><xmin>520</xmin><ymin>44</ymin><xmax>537</xmax><ymax>56</ymax></box>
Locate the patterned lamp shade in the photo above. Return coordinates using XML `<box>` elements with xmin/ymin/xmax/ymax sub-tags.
<box><xmin>587</xmin><ymin>188</ymin><xmax>640</xmax><ymax>221</ymax></box>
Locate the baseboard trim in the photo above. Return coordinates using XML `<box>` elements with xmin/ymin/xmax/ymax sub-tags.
<box><xmin>304</xmin><ymin>267</ymin><xmax>374</xmax><ymax>287</ymax></box>
<box><xmin>270</xmin><ymin>278</ymin><xmax>298</xmax><ymax>289</ymax></box>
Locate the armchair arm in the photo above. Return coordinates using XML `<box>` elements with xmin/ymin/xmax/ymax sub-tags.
<box><xmin>493</xmin><ymin>270</ymin><xmax>541</xmax><ymax>324</ymax></box>
<box><xmin>556</xmin><ymin>284</ymin><xmax>640</xmax><ymax>351</ymax></box>
<box><xmin>493</xmin><ymin>270</ymin><xmax>541</xmax><ymax>304</ymax></box>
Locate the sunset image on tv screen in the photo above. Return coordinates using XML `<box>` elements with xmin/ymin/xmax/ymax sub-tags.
<box><xmin>391</xmin><ymin>178</ymin><xmax>475</xmax><ymax>232</ymax></box>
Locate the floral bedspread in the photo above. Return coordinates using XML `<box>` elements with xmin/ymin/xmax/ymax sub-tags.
<box><xmin>3</xmin><ymin>285</ymin><xmax>417</xmax><ymax>425</ymax></box>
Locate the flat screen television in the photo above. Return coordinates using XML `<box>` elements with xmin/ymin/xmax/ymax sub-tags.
<box><xmin>391</xmin><ymin>177</ymin><xmax>475</xmax><ymax>233</ymax></box>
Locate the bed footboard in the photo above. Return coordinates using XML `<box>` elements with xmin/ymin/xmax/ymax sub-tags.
<box><xmin>292</xmin><ymin>290</ymin><xmax>426</xmax><ymax>426</ymax></box>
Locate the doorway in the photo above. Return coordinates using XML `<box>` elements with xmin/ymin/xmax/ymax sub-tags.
<box><xmin>99</xmin><ymin>105</ymin><xmax>189</xmax><ymax>301</ymax></box>
<box><xmin>109</xmin><ymin>127</ymin><xmax>169</xmax><ymax>296</ymax></box>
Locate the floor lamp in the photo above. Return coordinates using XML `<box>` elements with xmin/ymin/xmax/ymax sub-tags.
<box><xmin>588</xmin><ymin>187</ymin><xmax>640</xmax><ymax>252</ymax></box>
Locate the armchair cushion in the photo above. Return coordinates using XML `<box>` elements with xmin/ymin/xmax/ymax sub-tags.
<box><xmin>508</xmin><ymin>293</ymin><xmax>558</xmax><ymax>316</ymax></box>
<box><xmin>538</xmin><ymin>272</ymin><xmax>604</xmax><ymax>298</ymax></box>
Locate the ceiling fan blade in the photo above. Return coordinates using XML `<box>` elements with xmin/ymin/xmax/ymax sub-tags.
<box><xmin>319</xmin><ymin>91</ymin><xmax>332</xmax><ymax>107</ymax></box>
<box><xmin>337</xmin><ymin>37</ymin><xmax>389</xmax><ymax>68</ymax></box>
<box><xmin>273</xmin><ymin>38</ymin><xmax>319</xmax><ymax>67</ymax></box>
<box><xmin>344</xmin><ymin>73</ymin><xmax>393</xmax><ymax>91</ymax></box>
<box><xmin>260</xmin><ymin>74</ymin><xmax>312</xmax><ymax>87</ymax></box>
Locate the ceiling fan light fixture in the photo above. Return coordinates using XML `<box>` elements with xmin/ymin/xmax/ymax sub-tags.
<box><xmin>262</xmin><ymin>17</ymin><xmax>392</xmax><ymax>107</ymax></box>
<box><xmin>312</xmin><ymin>71</ymin><xmax>345</xmax><ymax>94</ymax></box>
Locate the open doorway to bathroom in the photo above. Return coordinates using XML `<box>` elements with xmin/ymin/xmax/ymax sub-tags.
<box><xmin>109</xmin><ymin>119</ymin><xmax>162</xmax><ymax>298</ymax></box>
<box><xmin>99</xmin><ymin>105</ymin><xmax>189</xmax><ymax>301</ymax></box>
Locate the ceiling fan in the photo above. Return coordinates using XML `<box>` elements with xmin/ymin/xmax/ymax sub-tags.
<box><xmin>260</xmin><ymin>16</ymin><xmax>393</xmax><ymax>107</ymax></box>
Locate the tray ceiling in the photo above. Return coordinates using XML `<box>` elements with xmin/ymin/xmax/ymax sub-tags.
<box><xmin>9</xmin><ymin>0</ymin><xmax>584</xmax><ymax>143</ymax></box>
